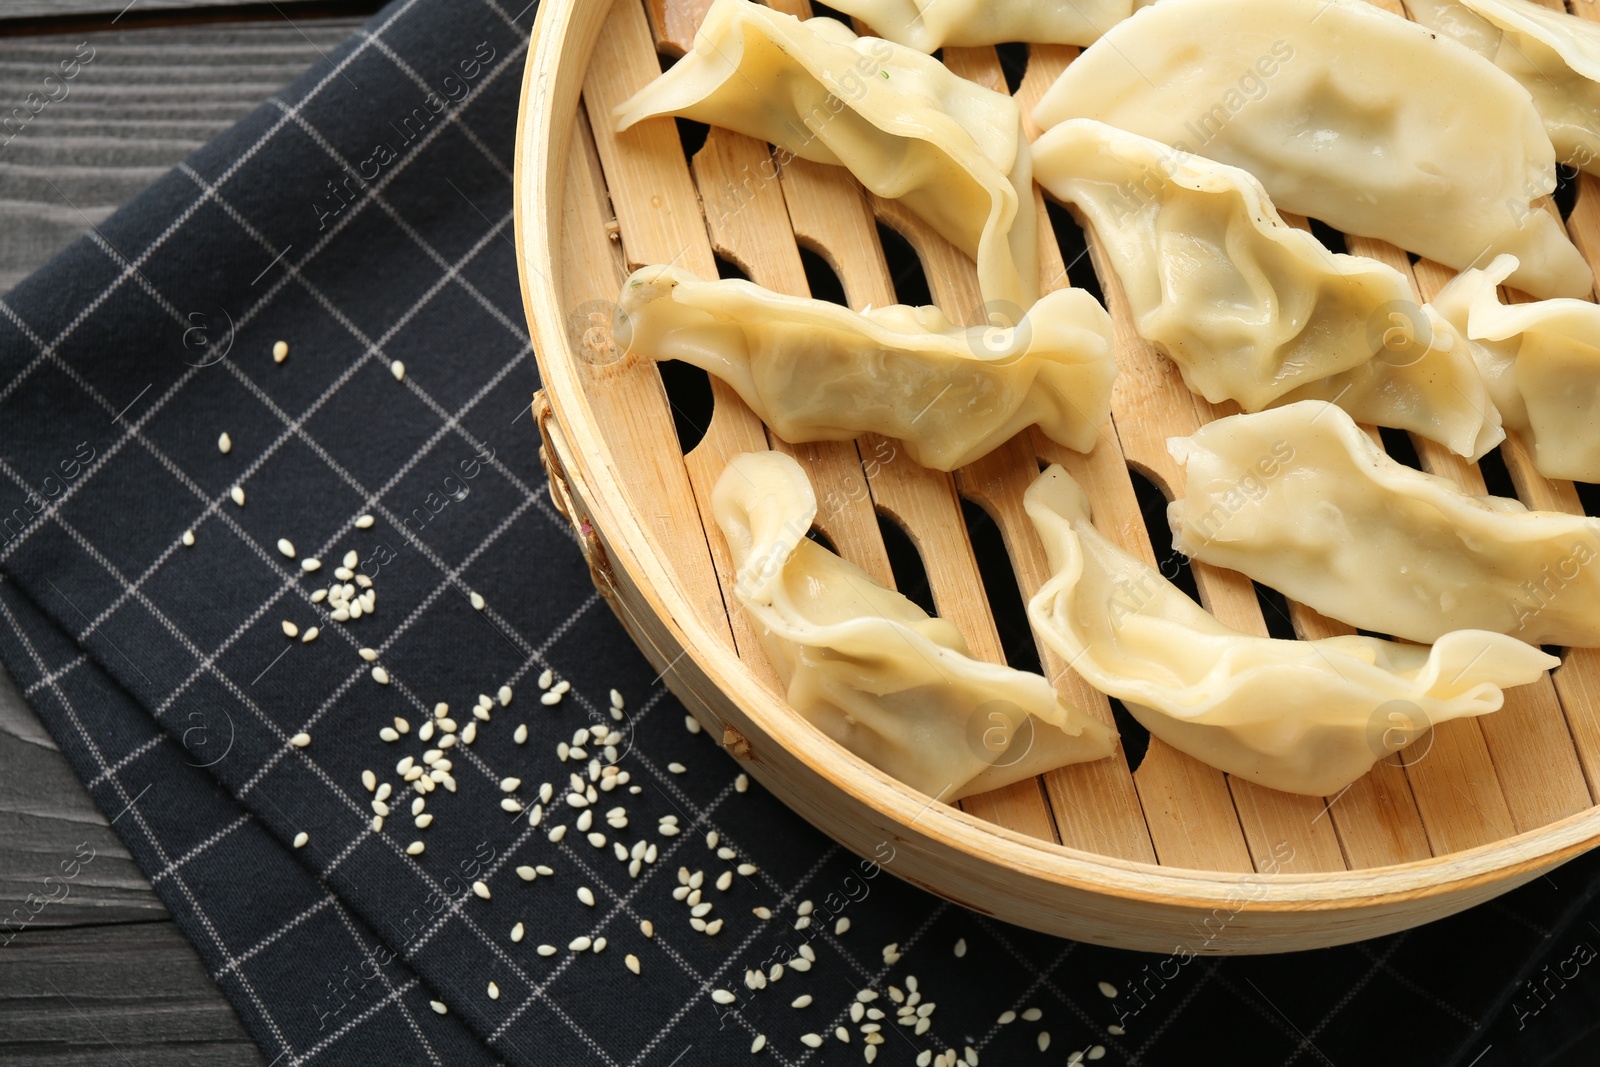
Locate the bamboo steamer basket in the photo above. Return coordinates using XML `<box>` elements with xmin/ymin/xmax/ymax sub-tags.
<box><xmin>514</xmin><ymin>0</ymin><xmax>1600</xmax><ymax>953</ymax></box>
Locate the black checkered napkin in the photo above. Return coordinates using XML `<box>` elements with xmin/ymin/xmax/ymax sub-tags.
<box><xmin>3</xmin><ymin>0</ymin><xmax>1600</xmax><ymax>1063</ymax></box>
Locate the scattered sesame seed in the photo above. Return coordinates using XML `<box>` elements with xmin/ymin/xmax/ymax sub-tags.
<box><xmin>218</xmin><ymin>432</ymin><xmax>232</xmax><ymax>454</ymax></box>
<box><xmin>394</xmin><ymin>717</ymin><xmax>409</xmax><ymax>734</ymax></box>
<box><xmin>1097</xmin><ymin>981</ymin><xmax>1118</xmax><ymax>998</ymax></box>
<box><xmin>290</xmin><ymin>732</ymin><xmax>311</xmax><ymax>748</ymax></box>
<box><xmin>273</xmin><ymin>340</ymin><xmax>289</xmax><ymax>363</ymax></box>
<box><xmin>549</xmin><ymin>825</ymin><xmax>567</xmax><ymax>843</ymax></box>
<box><xmin>415</xmin><ymin>814</ymin><xmax>432</xmax><ymax>828</ymax></box>
<box><xmin>371</xmin><ymin>815</ymin><xmax>383</xmax><ymax>832</ymax></box>
<box><xmin>954</xmin><ymin>938</ymin><xmax>966</xmax><ymax>958</ymax></box>
<box><xmin>750</xmin><ymin>1035</ymin><xmax>765</xmax><ymax>1053</ymax></box>
<box><xmin>753</xmin><ymin>907</ymin><xmax>772</xmax><ymax>920</ymax></box>
<box><xmin>293</xmin><ymin>831</ymin><xmax>308</xmax><ymax>849</ymax></box>
<box><xmin>406</xmin><ymin>840</ymin><xmax>425</xmax><ymax>856</ymax></box>
<box><xmin>539</xmin><ymin>669</ymin><xmax>554</xmax><ymax>689</ymax></box>
<box><xmin>836</xmin><ymin>917</ymin><xmax>851</xmax><ymax>935</ymax></box>
<box><xmin>592</xmin><ymin>937</ymin><xmax>607</xmax><ymax>954</ymax></box>
<box><xmin>510</xmin><ymin>922</ymin><xmax>524</xmax><ymax>943</ymax></box>
<box><xmin>626</xmin><ymin>953</ymin><xmax>641</xmax><ymax>975</ymax></box>
<box><xmin>390</xmin><ymin>359</ymin><xmax>406</xmax><ymax>381</ymax></box>
<box><xmin>181</xmin><ymin>529</ymin><xmax>195</xmax><ymax>547</ymax></box>
<box><xmin>737</xmin><ymin>863</ymin><xmax>757</xmax><ymax>876</ymax></box>
<box><xmin>276</xmin><ymin>538</ymin><xmax>295</xmax><ymax>558</ymax></box>
<box><xmin>641</xmin><ymin>920</ymin><xmax>654</xmax><ymax>938</ymax></box>
<box><xmin>790</xmin><ymin>957</ymin><xmax>812</xmax><ymax>973</ymax></box>
<box><xmin>537</xmin><ymin>944</ymin><xmax>557</xmax><ymax>956</ymax></box>
<box><xmin>801</xmin><ymin>1034</ymin><xmax>824</xmax><ymax>1048</ymax></box>
<box><xmin>568</xmin><ymin>936</ymin><xmax>592</xmax><ymax>952</ymax></box>
<box><xmin>300</xmin><ymin>626</ymin><xmax>319</xmax><ymax>643</ymax></box>
<box><xmin>792</xmin><ymin>994</ymin><xmax>813</xmax><ymax>1008</ymax></box>
<box><xmin>1021</xmin><ymin>1008</ymin><xmax>1042</xmax><ymax>1022</ymax></box>
<box><xmin>470</xmin><ymin>591</ymin><xmax>485</xmax><ymax>611</ymax></box>
<box><xmin>355</xmin><ymin>514</ymin><xmax>374</xmax><ymax>529</ymax></box>
<box><xmin>371</xmin><ymin>666</ymin><xmax>390</xmax><ymax>685</ymax></box>
<box><xmin>716</xmin><ymin>870</ymin><xmax>733</xmax><ymax>892</ymax></box>
<box><xmin>1106</xmin><ymin>1025</ymin><xmax>1125</xmax><ymax>1036</ymax></box>
<box><xmin>472</xmin><ymin>881</ymin><xmax>491</xmax><ymax>900</ymax></box>
<box><xmin>379</xmin><ymin>727</ymin><xmax>399</xmax><ymax>742</ymax></box>
<box><xmin>230</xmin><ymin>485</ymin><xmax>245</xmax><ymax>507</ymax></box>
<box><xmin>684</xmin><ymin>715</ymin><xmax>702</xmax><ymax>735</ymax></box>
<box><xmin>501</xmin><ymin>777</ymin><xmax>522</xmax><ymax>793</ymax></box>
<box><xmin>578</xmin><ymin>886</ymin><xmax>595</xmax><ymax>907</ymax></box>
<box><xmin>998</xmin><ymin>1010</ymin><xmax>1015</xmax><ymax>1025</ymax></box>
<box><xmin>1038</xmin><ymin>1033</ymin><xmax>1050</xmax><ymax>1053</ymax></box>
<box><xmin>667</xmin><ymin>762</ymin><xmax>686</xmax><ymax>774</ymax></box>
<box><xmin>301</xmin><ymin>557</ymin><xmax>322</xmax><ymax>573</ymax></box>
<box><xmin>513</xmin><ymin>724</ymin><xmax>528</xmax><ymax>745</ymax></box>
<box><xmin>486</xmin><ymin>981</ymin><xmax>499</xmax><ymax>1000</ymax></box>
<box><xmin>281</xmin><ymin>620</ymin><xmax>299</xmax><ymax>639</ymax></box>
<box><xmin>541</xmin><ymin>691</ymin><xmax>562</xmax><ymax>707</ymax></box>
<box><xmin>735</xmin><ymin>773</ymin><xmax>749</xmax><ymax>793</ymax></box>
<box><xmin>711</xmin><ymin>989</ymin><xmax>737</xmax><ymax>1005</ymax></box>
<box><xmin>1087</xmin><ymin>1045</ymin><xmax>1105</xmax><ymax>1060</ymax></box>
<box><xmin>498</xmin><ymin>685</ymin><xmax>513</xmax><ymax>706</ymax></box>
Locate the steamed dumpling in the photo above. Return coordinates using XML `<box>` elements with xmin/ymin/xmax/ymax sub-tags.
<box><xmin>1409</xmin><ymin>0</ymin><xmax>1600</xmax><ymax>175</ymax></box>
<box><xmin>1032</xmin><ymin>0</ymin><xmax>1591</xmax><ymax>299</ymax></box>
<box><xmin>1026</xmin><ymin>463</ymin><xmax>1557</xmax><ymax>796</ymax></box>
<box><xmin>1167</xmin><ymin>401</ymin><xmax>1600</xmax><ymax>647</ymax></box>
<box><xmin>1031</xmin><ymin>118</ymin><xmax>1502</xmax><ymax>460</ymax></box>
<box><xmin>614</xmin><ymin>265</ymin><xmax>1116</xmax><ymax>471</ymax></box>
<box><xmin>1435</xmin><ymin>254</ymin><xmax>1600</xmax><ymax>484</ymax></box>
<box><xmin>822</xmin><ymin>0</ymin><xmax>1140</xmax><ymax>52</ymax></box>
<box><xmin>714</xmin><ymin>451</ymin><xmax>1116</xmax><ymax>801</ymax></box>
<box><xmin>615</xmin><ymin>0</ymin><xmax>1039</xmax><ymax>312</ymax></box>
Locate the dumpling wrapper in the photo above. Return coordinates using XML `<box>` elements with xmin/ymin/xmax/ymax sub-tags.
<box><xmin>1434</xmin><ymin>254</ymin><xmax>1600</xmax><ymax>484</ymax></box>
<box><xmin>614</xmin><ymin>265</ymin><xmax>1116</xmax><ymax>471</ymax></box>
<box><xmin>1031</xmin><ymin>0</ymin><xmax>1592</xmax><ymax>300</ymax></box>
<box><xmin>822</xmin><ymin>0</ymin><xmax>1140</xmax><ymax>52</ymax></box>
<box><xmin>714</xmin><ymin>451</ymin><xmax>1116</xmax><ymax>802</ymax></box>
<box><xmin>1167</xmin><ymin>401</ymin><xmax>1600</xmax><ymax>647</ymax></box>
<box><xmin>1410</xmin><ymin>0</ymin><xmax>1600</xmax><ymax>176</ymax></box>
<box><xmin>1026</xmin><ymin>463</ymin><xmax>1557</xmax><ymax>796</ymax></box>
<box><xmin>614</xmin><ymin>0</ymin><xmax>1038</xmax><ymax>313</ymax></box>
<box><xmin>1031</xmin><ymin>119</ymin><xmax>1503</xmax><ymax>460</ymax></box>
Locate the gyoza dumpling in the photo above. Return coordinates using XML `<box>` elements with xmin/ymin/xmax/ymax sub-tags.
<box><xmin>823</xmin><ymin>0</ymin><xmax>1140</xmax><ymax>52</ymax></box>
<box><xmin>1434</xmin><ymin>254</ymin><xmax>1600</xmax><ymax>483</ymax></box>
<box><xmin>1409</xmin><ymin>0</ymin><xmax>1600</xmax><ymax>175</ymax></box>
<box><xmin>614</xmin><ymin>0</ymin><xmax>1038</xmax><ymax>312</ymax></box>
<box><xmin>1031</xmin><ymin>0</ymin><xmax>1591</xmax><ymax>300</ymax></box>
<box><xmin>1031</xmin><ymin>119</ymin><xmax>1502</xmax><ymax>460</ymax></box>
<box><xmin>1167</xmin><ymin>401</ymin><xmax>1600</xmax><ymax>647</ymax></box>
<box><xmin>614</xmin><ymin>266</ymin><xmax>1116</xmax><ymax>471</ymax></box>
<box><xmin>1026</xmin><ymin>463</ymin><xmax>1557</xmax><ymax>796</ymax></box>
<box><xmin>715</xmin><ymin>451</ymin><xmax>1116</xmax><ymax>801</ymax></box>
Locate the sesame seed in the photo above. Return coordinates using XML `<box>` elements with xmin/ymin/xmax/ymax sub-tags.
<box><xmin>472</xmin><ymin>880</ymin><xmax>491</xmax><ymax>900</ymax></box>
<box><xmin>626</xmin><ymin>953</ymin><xmax>641</xmax><ymax>975</ymax></box>
<box><xmin>954</xmin><ymin>938</ymin><xmax>966</xmax><ymax>958</ymax></box>
<box><xmin>716</xmin><ymin>870</ymin><xmax>733</xmax><ymax>892</ymax></box>
<box><xmin>1107</xmin><ymin>1025</ymin><xmax>1125</xmax><ymax>1036</ymax></box>
<box><xmin>667</xmin><ymin>762</ymin><xmax>686</xmax><ymax>774</ymax></box>
<box><xmin>281</xmin><ymin>620</ymin><xmax>299</xmax><ymax>639</ymax></box>
<box><xmin>230</xmin><ymin>485</ymin><xmax>245</xmax><ymax>507</ymax></box>
<box><xmin>965</xmin><ymin>1048</ymin><xmax>978</xmax><ymax>1065</ymax></box>
<box><xmin>498</xmin><ymin>685</ymin><xmax>513</xmax><ymax>706</ymax></box>
<box><xmin>790</xmin><ymin>957</ymin><xmax>812</xmax><ymax>972</ymax></box>
<box><xmin>511</xmin><ymin>922</ymin><xmax>524</xmax><ymax>943</ymax></box>
<box><xmin>181</xmin><ymin>529</ymin><xmax>195</xmax><ymax>547</ymax></box>
<box><xmin>735</xmin><ymin>773</ymin><xmax>749</xmax><ymax>793</ymax></box>
<box><xmin>592</xmin><ymin>937</ymin><xmax>607</xmax><ymax>953</ymax></box>
<box><xmin>641</xmin><ymin>920</ymin><xmax>654</xmax><ymax>938</ymax></box>
<box><xmin>273</xmin><ymin>340</ymin><xmax>289</xmax><ymax>363</ymax></box>
<box><xmin>541</xmin><ymin>691</ymin><xmax>562</xmax><ymax>707</ymax></box>
<box><xmin>371</xmin><ymin>666</ymin><xmax>390</xmax><ymax>685</ymax></box>
<box><xmin>866</xmin><ymin>1047</ymin><xmax>878</xmax><ymax>1064</ymax></box>
<box><xmin>500</xmin><ymin>798</ymin><xmax>523</xmax><ymax>813</ymax></box>
<box><xmin>1021</xmin><ymin>1007</ymin><xmax>1042</xmax><ymax>1021</ymax></box>
<box><xmin>578</xmin><ymin>886</ymin><xmax>595</xmax><ymax>907</ymax></box>
<box><xmin>379</xmin><ymin>727</ymin><xmax>399</xmax><ymax>742</ymax></box>
<box><xmin>568</xmin><ymin>936</ymin><xmax>592</xmax><ymax>952</ymax></box>
<box><xmin>415</xmin><ymin>814</ymin><xmax>432</xmax><ymax>828</ymax></box>
<box><xmin>501</xmin><ymin>777</ymin><xmax>522</xmax><ymax>793</ymax></box>
<box><xmin>684</xmin><ymin>715</ymin><xmax>702</xmax><ymax>735</ymax></box>
<box><xmin>997</xmin><ymin>1010</ymin><xmax>1015</xmax><ymax>1025</ymax></box>
<box><xmin>513</xmin><ymin>724</ymin><xmax>528</xmax><ymax>744</ymax></box>
<box><xmin>310</xmin><ymin>588</ymin><xmax>326</xmax><ymax>603</ymax></box>
<box><xmin>801</xmin><ymin>1034</ymin><xmax>823</xmax><ymax>1048</ymax></box>
<box><xmin>917</xmin><ymin>1054</ymin><xmax>931</xmax><ymax>1067</ymax></box>
<box><xmin>799</xmin><ymin>944</ymin><xmax>815</xmax><ymax>963</ymax></box>
<box><xmin>355</xmin><ymin>514</ymin><xmax>374</xmax><ymax>529</ymax></box>
<box><xmin>390</xmin><ymin>360</ymin><xmax>406</xmax><ymax>381</ymax></box>
<box><xmin>736</xmin><ymin>863</ymin><xmax>756</xmax><ymax>877</ymax></box>
<box><xmin>371</xmin><ymin>815</ymin><xmax>383</xmax><ymax>832</ymax></box>
<box><xmin>406</xmin><ymin>841</ymin><xmax>424</xmax><ymax>856</ymax></box>
<box><xmin>548</xmin><ymin>825</ymin><xmax>567</xmax><ymax>843</ymax></box>
<box><xmin>539</xmin><ymin>669</ymin><xmax>554</xmax><ymax>689</ymax></box>
<box><xmin>537</xmin><ymin>944</ymin><xmax>557</xmax><ymax>956</ymax></box>
<box><xmin>393</xmin><ymin>717</ymin><xmax>409</xmax><ymax>734</ymax></box>
<box><xmin>361</xmin><ymin>770</ymin><xmax>376</xmax><ymax>791</ymax></box>
<box><xmin>1088</xmin><ymin>1045</ymin><xmax>1105</xmax><ymax>1060</ymax></box>
<box><xmin>1037</xmin><ymin>1033</ymin><xmax>1050</xmax><ymax>1053</ymax></box>
<box><xmin>1097</xmin><ymin>981</ymin><xmax>1118</xmax><ymax>998</ymax></box>
<box><xmin>836</xmin><ymin>917</ymin><xmax>851</xmax><ymax>935</ymax></box>
<box><xmin>301</xmin><ymin>557</ymin><xmax>321</xmax><ymax>572</ymax></box>
<box><xmin>753</xmin><ymin>907</ymin><xmax>772</xmax><ymax>920</ymax></box>
<box><xmin>835</xmin><ymin>1027</ymin><xmax>850</xmax><ymax>1042</ymax></box>
<box><xmin>217</xmin><ymin>432</ymin><xmax>232</xmax><ymax>454</ymax></box>
<box><xmin>289</xmin><ymin>732</ymin><xmax>310</xmax><ymax>748</ymax></box>
<box><xmin>301</xmin><ymin>626</ymin><xmax>319</xmax><ymax>643</ymax></box>
<box><xmin>711</xmin><ymin>989</ymin><xmax>736</xmax><ymax>1005</ymax></box>
<box><xmin>486</xmin><ymin>981</ymin><xmax>499</xmax><ymax>1000</ymax></box>
<box><xmin>293</xmin><ymin>832</ymin><xmax>308</xmax><ymax>849</ymax></box>
<box><xmin>470</xmin><ymin>591</ymin><xmax>485</xmax><ymax>611</ymax></box>
<box><xmin>276</xmin><ymin>538</ymin><xmax>295</xmax><ymax>558</ymax></box>
<box><xmin>750</xmin><ymin>1035</ymin><xmax>765</xmax><ymax>1053</ymax></box>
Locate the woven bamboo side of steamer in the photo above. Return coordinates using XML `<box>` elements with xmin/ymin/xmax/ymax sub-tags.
<box><xmin>514</xmin><ymin>0</ymin><xmax>1600</xmax><ymax>952</ymax></box>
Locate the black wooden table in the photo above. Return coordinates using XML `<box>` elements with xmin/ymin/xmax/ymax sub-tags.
<box><xmin>0</xmin><ymin>4</ymin><xmax>384</xmax><ymax>1061</ymax></box>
